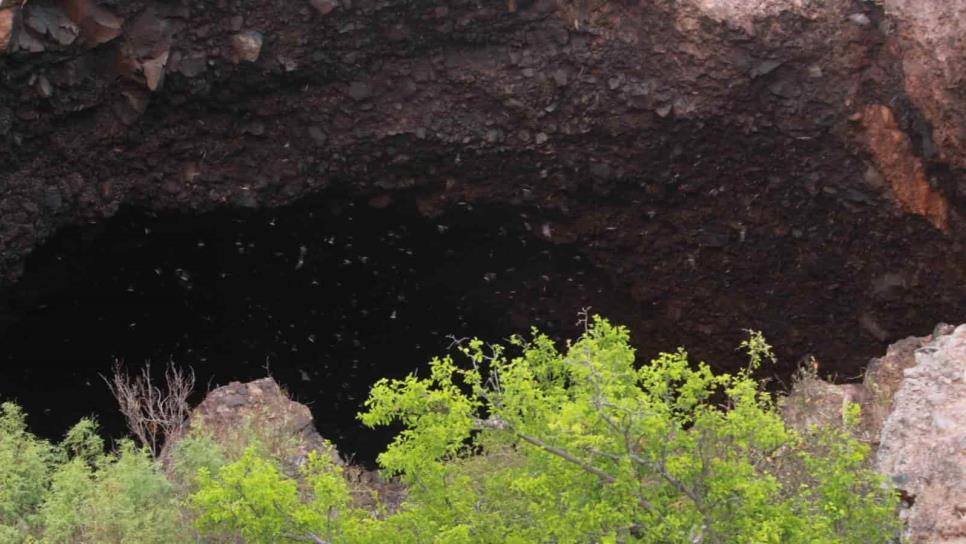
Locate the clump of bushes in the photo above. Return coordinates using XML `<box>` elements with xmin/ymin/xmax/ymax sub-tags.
<box><xmin>0</xmin><ymin>317</ymin><xmax>901</xmax><ymax>543</ymax></box>
<box><xmin>0</xmin><ymin>404</ymin><xmax>181</xmax><ymax>543</ymax></box>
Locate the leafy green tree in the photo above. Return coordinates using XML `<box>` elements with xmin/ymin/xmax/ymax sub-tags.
<box><xmin>189</xmin><ymin>316</ymin><xmax>901</xmax><ymax>543</ymax></box>
<box><xmin>356</xmin><ymin>316</ymin><xmax>900</xmax><ymax>543</ymax></box>
<box><xmin>191</xmin><ymin>447</ymin><xmax>358</xmax><ymax>543</ymax></box>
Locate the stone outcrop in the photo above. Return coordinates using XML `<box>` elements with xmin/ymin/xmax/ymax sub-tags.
<box><xmin>877</xmin><ymin>325</ymin><xmax>966</xmax><ymax>543</ymax></box>
<box><xmin>187</xmin><ymin>377</ymin><xmax>341</xmax><ymax>469</ymax></box>
<box><xmin>181</xmin><ymin>377</ymin><xmax>406</xmax><ymax>511</ymax></box>
<box><xmin>884</xmin><ymin>0</ymin><xmax>966</xmax><ymax>175</ymax></box>
<box><xmin>861</xmin><ymin>104</ymin><xmax>949</xmax><ymax>231</ymax></box>
<box><xmin>784</xmin><ymin>324</ymin><xmax>966</xmax><ymax>543</ymax></box>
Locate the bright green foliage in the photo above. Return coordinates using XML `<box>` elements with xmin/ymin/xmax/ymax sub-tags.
<box><xmin>191</xmin><ymin>447</ymin><xmax>359</xmax><ymax>543</ymax></box>
<box><xmin>356</xmin><ymin>316</ymin><xmax>901</xmax><ymax>543</ymax></box>
<box><xmin>1</xmin><ymin>317</ymin><xmax>903</xmax><ymax>543</ymax></box>
<box><xmin>191</xmin><ymin>317</ymin><xmax>901</xmax><ymax>543</ymax></box>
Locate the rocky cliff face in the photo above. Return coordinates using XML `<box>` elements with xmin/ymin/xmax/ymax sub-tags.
<box><xmin>883</xmin><ymin>0</ymin><xmax>966</xmax><ymax>177</ymax></box>
<box><xmin>876</xmin><ymin>325</ymin><xmax>966</xmax><ymax>543</ymax></box>
<box><xmin>3</xmin><ymin>1</ymin><xmax>966</xmax><ymax>374</ymax></box>
<box><xmin>5</xmin><ymin>3</ymin><xmax>965</xmax><ymax>536</ymax></box>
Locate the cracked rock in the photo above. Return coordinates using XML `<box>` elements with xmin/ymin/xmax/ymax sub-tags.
<box><xmin>0</xmin><ymin>8</ymin><xmax>12</xmax><ymax>52</ymax></box>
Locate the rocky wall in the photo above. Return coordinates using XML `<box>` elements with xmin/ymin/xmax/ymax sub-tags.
<box><xmin>3</xmin><ymin>0</ymin><xmax>966</xmax><ymax>372</ymax></box>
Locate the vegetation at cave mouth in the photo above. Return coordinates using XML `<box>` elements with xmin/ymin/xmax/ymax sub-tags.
<box><xmin>0</xmin><ymin>317</ymin><xmax>900</xmax><ymax>543</ymax></box>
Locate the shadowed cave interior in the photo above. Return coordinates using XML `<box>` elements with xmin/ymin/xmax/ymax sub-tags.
<box><xmin>3</xmin><ymin>181</ymin><xmax>961</xmax><ymax>465</ymax></box>
<box><xmin>0</xmin><ymin>195</ymin><xmax>634</xmax><ymax>463</ymax></box>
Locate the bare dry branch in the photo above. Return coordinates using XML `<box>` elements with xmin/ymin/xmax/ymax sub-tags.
<box><xmin>103</xmin><ymin>360</ymin><xmax>195</xmax><ymax>458</ymax></box>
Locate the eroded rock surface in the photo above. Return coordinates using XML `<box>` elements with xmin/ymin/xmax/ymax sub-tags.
<box><xmin>187</xmin><ymin>377</ymin><xmax>341</xmax><ymax>468</ymax></box>
<box><xmin>183</xmin><ymin>377</ymin><xmax>406</xmax><ymax>511</ymax></box>
<box><xmin>861</xmin><ymin>104</ymin><xmax>949</xmax><ymax>230</ymax></box>
<box><xmin>884</xmin><ymin>0</ymin><xmax>966</xmax><ymax>174</ymax></box>
<box><xmin>877</xmin><ymin>325</ymin><xmax>966</xmax><ymax>543</ymax></box>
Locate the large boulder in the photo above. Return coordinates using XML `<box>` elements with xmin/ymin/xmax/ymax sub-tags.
<box><xmin>187</xmin><ymin>377</ymin><xmax>341</xmax><ymax>470</ymax></box>
<box><xmin>876</xmin><ymin>325</ymin><xmax>966</xmax><ymax>543</ymax></box>
<box><xmin>181</xmin><ymin>377</ymin><xmax>406</xmax><ymax>511</ymax></box>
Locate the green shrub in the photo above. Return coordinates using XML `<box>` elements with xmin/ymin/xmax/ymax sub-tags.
<box><xmin>48</xmin><ymin>440</ymin><xmax>180</xmax><ymax>543</ymax></box>
<box><xmin>0</xmin><ymin>406</ymin><xmax>183</xmax><ymax>544</ymax></box>
<box><xmin>168</xmin><ymin>433</ymin><xmax>227</xmax><ymax>495</ymax></box>
<box><xmin>191</xmin><ymin>447</ymin><xmax>358</xmax><ymax>543</ymax></box>
<box><xmin>0</xmin><ymin>317</ymin><xmax>904</xmax><ymax>543</ymax></box>
<box><xmin>188</xmin><ymin>316</ymin><xmax>901</xmax><ymax>543</ymax></box>
<box><xmin>0</xmin><ymin>403</ymin><xmax>57</xmax><ymax>542</ymax></box>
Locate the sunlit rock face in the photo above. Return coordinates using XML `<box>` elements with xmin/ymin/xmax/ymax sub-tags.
<box><xmin>876</xmin><ymin>325</ymin><xmax>966</xmax><ymax>544</ymax></box>
<box><xmin>784</xmin><ymin>324</ymin><xmax>966</xmax><ymax>543</ymax></box>
<box><xmin>688</xmin><ymin>0</ymin><xmax>822</xmax><ymax>33</ymax></box>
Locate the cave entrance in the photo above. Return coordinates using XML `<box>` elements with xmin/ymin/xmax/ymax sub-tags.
<box><xmin>0</xmin><ymin>195</ymin><xmax>622</xmax><ymax>462</ymax></box>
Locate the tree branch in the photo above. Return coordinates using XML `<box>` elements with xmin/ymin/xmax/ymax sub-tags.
<box><xmin>474</xmin><ymin>417</ymin><xmax>615</xmax><ymax>483</ymax></box>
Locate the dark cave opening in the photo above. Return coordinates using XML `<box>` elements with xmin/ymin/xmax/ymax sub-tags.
<box><xmin>0</xmin><ymin>195</ymin><xmax>629</xmax><ymax>463</ymax></box>
<box><xmin>5</xmin><ymin>183</ymin><xmax>962</xmax><ymax>466</ymax></box>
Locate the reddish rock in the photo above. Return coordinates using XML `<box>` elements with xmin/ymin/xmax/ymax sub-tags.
<box><xmin>784</xmin><ymin>325</ymin><xmax>965</xmax><ymax>543</ymax></box>
<box><xmin>62</xmin><ymin>0</ymin><xmax>123</xmax><ymax>47</ymax></box>
<box><xmin>885</xmin><ymin>0</ymin><xmax>966</xmax><ymax>171</ymax></box>
<box><xmin>861</xmin><ymin>104</ymin><xmax>949</xmax><ymax>231</ymax></box>
<box><xmin>179</xmin><ymin>377</ymin><xmax>405</xmax><ymax>511</ymax></box>
<box><xmin>0</xmin><ymin>8</ymin><xmax>15</xmax><ymax>52</ymax></box>
<box><xmin>309</xmin><ymin>0</ymin><xmax>339</xmax><ymax>16</ymax></box>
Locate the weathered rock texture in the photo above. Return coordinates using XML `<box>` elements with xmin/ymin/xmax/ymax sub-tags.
<box><xmin>188</xmin><ymin>377</ymin><xmax>341</xmax><ymax>469</ymax></box>
<box><xmin>884</xmin><ymin>0</ymin><xmax>966</xmax><ymax>175</ymax></box>
<box><xmin>183</xmin><ymin>377</ymin><xmax>406</xmax><ymax>511</ymax></box>
<box><xmin>784</xmin><ymin>325</ymin><xmax>966</xmax><ymax>543</ymax></box>
<box><xmin>4</xmin><ymin>0</ymin><xmax>966</xmax><ymax>373</ymax></box>
<box><xmin>782</xmin><ymin>328</ymin><xmax>935</xmax><ymax>445</ymax></box>
<box><xmin>877</xmin><ymin>325</ymin><xmax>966</xmax><ymax>544</ymax></box>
